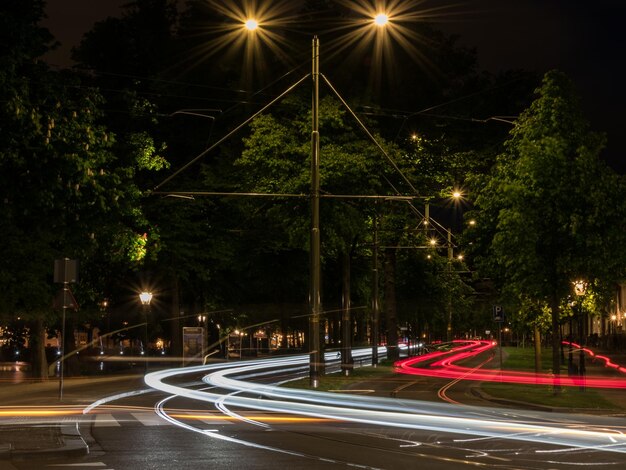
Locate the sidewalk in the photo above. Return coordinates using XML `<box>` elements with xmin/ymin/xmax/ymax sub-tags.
<box><xmin>0</xmin><ymin>374</ymin><xmax>145</xmax><ymax>463</ymax></box>
<box><xmin>0</xmin><ymin>424</ymin><xmax>88</xmax><ymax>462</ymax></box>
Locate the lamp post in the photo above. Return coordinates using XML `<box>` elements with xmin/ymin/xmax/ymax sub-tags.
<box><xmin>243</xmin><ymin>12</ymin><xmax>391</xmax><ymax>385</ymax></box>
<box><xmin>309</xmin><ymin>35</ymin><xmax>322</xmax><ymax>388</ymax></box>
<box><xmin>247</xmin><ymin>20</ymin><xmax>388</xmax><ymax>386</ymax></box>
<box><xmin>139</xmin><ymin>291</ymin><xmax>153</xmax><ymax>372</ymax></box>
<box><xmin>198</xmin><ymin>314</ymin><xmax>207</xmax><ymax>358</ymax></box>
<box><xmin>573</xmin><ymin>280</ymin><xmax>587</xmax><ymax>390</ymax></box>
<box><xmin>371</xmin><ymin>205</ymin><xmax>380</xmax><ymax>366</ymax></box>
<box><xmin>424</xmin><ymin>192</ymin><xmax>462</xmax><ymax>343</ymax></box>
<box><xmin>567</xmin><ymin>302</ymin><xmax>574</xmax><ymax>376</ymax></box>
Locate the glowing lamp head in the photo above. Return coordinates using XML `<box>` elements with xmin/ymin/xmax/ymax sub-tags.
<box><xmin>572</xmin><ymin>279</ymin><xmax>587</xmax><ymax>296</ymax></box>
<box><xmin>245</xmin><ymin>19</ymin><xmax>259</xmax><ymax>31</ymax></box>
<box><xmin>139</xmin><ymin>291</ymin><xmax>153</xmax><ymax>305</ymax></box>
<box><xmin>374</xmin><ymin>13</ymin><xmax>389</xmax><ymax>27</ymax></box>
<box><xmin>452</xmin><ymin>191</ymin><xmax>462</xmax><ymax>199</ymax></box>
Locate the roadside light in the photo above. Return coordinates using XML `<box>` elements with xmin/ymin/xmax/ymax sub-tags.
<box><xmin>452</xmin><ymin>190</ymin><xmax>462</xmax><ymax>199</ymax></box>
<box><xmin>572</xmin><ymin>279</ymin><xmax>587</xmax><ymax>297</ymax></box>
<box><xmin>139</xmin><ymin>291</ymin><xmax>153</xmax><ymax>305</ymax></box>
<box><xmin>374</xmin><ymin>13</ymin><xmax>389</xmax><ymax>27</ymax></box>
<box><xmin>245</xmin><ymin>18</ymin><xmax>259</xmax><ymax>31</ymax></box>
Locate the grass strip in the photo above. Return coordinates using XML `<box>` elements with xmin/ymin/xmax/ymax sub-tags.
<box><xmin>481</xmin><ymin>381</ymin><xmax>617</xmax><ymax>410</ymax></box>
<box><xmin>284</xmin><ymin>360</ymin><xmax>395</xmax><ymax>392</ymax></box>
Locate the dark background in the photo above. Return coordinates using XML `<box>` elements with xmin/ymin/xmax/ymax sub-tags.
<box><xmin>41</xmin><ymin>0</ymin><xmax>625</xmax><ymax>172</ymax></box>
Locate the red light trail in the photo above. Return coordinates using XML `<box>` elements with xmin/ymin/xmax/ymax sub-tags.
<box><xmin>394</xmin><ymin>340</ymin><xmax>626</xmax><ymax>389</ymax></box>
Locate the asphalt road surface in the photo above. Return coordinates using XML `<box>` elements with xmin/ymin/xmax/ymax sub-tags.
<box><xmin>6</xmin><ymin>347</ymin><xmax>626</xmax><ymax>469</ymax></box>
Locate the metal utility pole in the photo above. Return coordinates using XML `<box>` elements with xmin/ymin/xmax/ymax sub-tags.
<box><xmin>447</xmin><ymin>229</ymin><xmax>453</xmax><ymax>342</ymax></box>
<box><xmin>341</xmin><ymin>251</ymin><xmax>353</xmax><ymax>376</ymax></box>
<box><xmin>371</xmin><ymin>206</ymin><xmax>380</xmax><ymax>366</ymax></box>
<box><xmin>310</xmin><ymin>36</ymin><xmax>323</xmax><ymax>387</ymax></box>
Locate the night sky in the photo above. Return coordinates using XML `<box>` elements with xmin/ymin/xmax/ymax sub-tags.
<box><xmin>41</xmin><ymin>0</ymin><xmax>625</xmax><ymax>171</ymax></box>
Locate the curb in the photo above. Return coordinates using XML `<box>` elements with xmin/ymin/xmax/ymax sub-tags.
<box><xmin>469</xmin><ymin>385</ymin><xmax>623</xmax><ymax>415</ymax></box>
<box><xmin>3</xmin><ymin>424</ymin><xmax>89</xmax><ymax>461</ymax></box>
<box><xmin>470</xmin><ymin>385</ymin><xmax>555</xmax><ymax>411</ymax></box>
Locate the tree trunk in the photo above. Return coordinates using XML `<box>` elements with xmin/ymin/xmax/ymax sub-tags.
<box><xmin>341</xmin><ymin>250</ymin><xmax>353</xmax><ymax>373</ymax></box>
<box><xmin>533</xmin><ymin>323</ymin><xmax>542</xmax><ymax>374</ymax></box>
<box><xmin>64</xmin><ymin>316</ymin><xmax>80</xmax><ymax>376</ymax></box>
<box><xmin>550</xmin><ymin>295</ymin><xmax>561</xmax><ymax>393</ymax></box>
<box><xmin>384</xmin><ymin>248</ymin><xmax>399</xmax><ymax>361</ymax></box>
<box><xmin>30</xmin><ymin>317</ymin><xmax>48</xmax><ymax>380</ymax></box>
<box><xmin>280</xmin><ymin>304</ymin><xmax>289</xmax><ymax>350</ymax></box>
<box><xmin>170</xmin><ymin>276</ymin><xmax>182</xmax><ymax>358</ymax></box>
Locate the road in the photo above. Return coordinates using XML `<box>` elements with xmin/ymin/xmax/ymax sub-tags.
<box><xmin>5</xmin><ymin>346</ymin><xmax>626</xmax><ymax>469</ymax></box>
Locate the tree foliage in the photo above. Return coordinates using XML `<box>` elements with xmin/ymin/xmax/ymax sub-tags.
<box><xmin>469</xmin><ymin>70</ymin><xmax>626</xmax><ymax>379</ymax></box>
<box><xmin>0</xmin><ymin>0</ymin><xmax>167</xmax><ymax>376</ymax></box>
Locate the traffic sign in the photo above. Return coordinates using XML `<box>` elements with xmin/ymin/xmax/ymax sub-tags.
<box><xmin>54</xmin><ymin>258</ymin><xmax>79</xmax><ymax>284</ymax></box>
<box><xmin>53</xmin><ymin>287</ymin><xmax>79</xmax><ymax>310</ymax></box>
<box><xmin>493</xmin><ymin>305</ymin><xmax>504</xmax><ymax>322</ymax></box>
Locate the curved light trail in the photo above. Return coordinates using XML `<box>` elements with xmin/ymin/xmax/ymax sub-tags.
<box><xmin>395</xmin><ymin>340</ymin><xmax>626</xmax><ymax>389</ymax></box>
<box><xmin>144</xmin><ymin>348</ymin><xmax>626</xmax><ymax>455</ymax></box>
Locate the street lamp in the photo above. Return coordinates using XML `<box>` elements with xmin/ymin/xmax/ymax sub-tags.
<box><xmin>198</xmin><ymin>314</ymin><xmax>208</xmax><ymax>358</ymax></box>
<box><xmin>244</xmin><ymin>18</ymin><xmax>259</xmax><ymax>31</ymax></box>
<box><xmin>572</xmin><ymin>280</ymin><xmax>587</xmax><ymax>389</ymax></box>
<box><xmin>139</xmin><ymin>291</ymin><xmax>153</xmax><ymax>372</ymax></box>
<box><xmin>307</xmin><ymin>13</ymin><xmax>391</xmax><ymax>387</ymax></box>
<box><xmin>374</xmin><ymin>13</ymin><xmax>389</xmax><ymax>27</ymax></box>
<box><xmin>157</xmin><ymin>8</ymin><xmax>396</xmax><ymax>386</ymax></box>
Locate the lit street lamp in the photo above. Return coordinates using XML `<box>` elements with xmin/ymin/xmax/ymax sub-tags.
<box><xmin>573</xmin><ymin>280</ymin><xmax>587</xmax><ymax>390</ymax></box>
<box><xmin>139</xmin><ymin>291</ymin><xmax>153</xmax><ymax>372</ymax></box>
<box><xmin>152</xmin><ymin>7</ymin><xmax>406</xmax><ymax>386</ymax></box>
<box><xmin>244</xmin><ymin>13</ymin><xmax>389</xmax><ymax>388</ymax></box>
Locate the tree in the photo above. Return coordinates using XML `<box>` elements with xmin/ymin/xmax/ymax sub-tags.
<box><xmin>0</xmin><ymin>1</ymin><xmax>166</xmax><ymax>378</ymax></box>
<box><xmin>470</xmin><ymin>70</ymin><xmax>626</xmax><ymax>388</ymax></box>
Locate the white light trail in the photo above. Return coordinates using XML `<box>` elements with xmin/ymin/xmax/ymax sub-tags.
<box><xmin>144</xmin><ymin>349</ymin><xmax>626</xmax><ymax>454</ymax></box>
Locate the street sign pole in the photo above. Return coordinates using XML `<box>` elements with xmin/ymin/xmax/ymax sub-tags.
<box><xmin>498</xmin><ymin>322</ymin><xmax>503</xmax><ymax>370</ymax></box>
<box><xmin>54</xmin><ymin>258</ymin><xmax>79</xmax><ymax>401</ymax></box>
<box><xmin>493</xmin><ymin>305</ymin><xmax>504</xmax><ymax>371</ymax></box>
<box><xmin>59</xmin><ymin>280</ymin><xmax>67</xmax><ymax>400</ymax></box>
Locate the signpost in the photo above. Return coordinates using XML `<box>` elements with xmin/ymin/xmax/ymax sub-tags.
<box><xmin>493</xmin><ymin>305</ymin><xmax>504</xmax><ymax>369</ymax></box>
<box><xmin>53</xmin><ymin>258</ymin><xmax>79</xmax><ymax>401</ymax></box>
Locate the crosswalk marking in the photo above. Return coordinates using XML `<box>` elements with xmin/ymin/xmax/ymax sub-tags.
<box><xmin>130</xmin><ymin>412</ymin><xmax>170</xmax><ymax>426</ymax></box>
<box><xmin>199</xmin><ymin>417</ymin><xmax>234</xmax><ymax>426</ymax></box>
<box><xmin>93</xmin><ymin>413</ymin><xmax>121</xmax><ymax>427</ymax></box>
<box><xmin>47</xmin><ymin>463</ymin><xmax>109</xmax><ymax>467</ymax></box>
<box><xmin>90</xmin><ymin>411</ymin><xmax>240</xmax><ymax>428</ymax></box>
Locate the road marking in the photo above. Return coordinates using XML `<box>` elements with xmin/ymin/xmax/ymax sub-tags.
<box><xmin>199</xmin><ymin>417</ymin><xmax>234</xmax><ymax>426</ymax></box>
<box><xmin>131</xmin><ymin>412</ymin><xmax>170</xmax><ymax>426</ymax></box>
<box><xmin>93</xmin><ymin>413</ymin><xmax>121</xmax><ymax>427</ymax></box>
<box><xmin>47</xmin><ymin>463</ymin><xmax>108</xmax><ymax>467</ymax></box>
